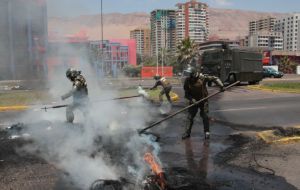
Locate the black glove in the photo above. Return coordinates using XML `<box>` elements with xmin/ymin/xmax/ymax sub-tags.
<box><xmin>220</xmin><ymin>86</ymin><xmax>225</xmax><ymax>92</ymax></box>
<box><xmin>189</xmin><ymin>99</ymin><xmax>196</xmax><ymax>105</ymax></box>
<box><xmin>61</xmin><ymin>95</ymin><xmax>67</xmax><ymax>101</ymax></box>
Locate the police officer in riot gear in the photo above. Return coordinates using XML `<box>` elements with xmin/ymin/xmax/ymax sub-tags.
<box><xmin>61</xmin><ymin>68</ymin><xmax>88</xmax><ymax>123</ymax></box>
<box><xmin>150</xmin><ymin>75</ymin><xmax>172</xmax><ymax>104</ymax></box>
<box><xmin>182</xmin><ymin>66</ymin><xmax>224</xmax><ymax>140</ymax></box>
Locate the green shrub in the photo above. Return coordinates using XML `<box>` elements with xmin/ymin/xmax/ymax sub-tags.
<box><xmin>122</xmin><ymin>65</ymin><xmax>142</xmax><ymax>77</ymax></box>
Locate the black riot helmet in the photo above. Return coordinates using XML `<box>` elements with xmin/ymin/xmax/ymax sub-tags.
<box><xmin>183</xmin><ymin>66</ymin><xmax>198</xmax><ymax>78</ymax></box>
<box><xmin>66</xmin><ymin>68</ymin><xmax>81</xmax><ymax>80</ymax></box>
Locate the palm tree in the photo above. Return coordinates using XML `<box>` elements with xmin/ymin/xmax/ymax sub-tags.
<box><xmin>176</xmin><ymin>37</ymin><xmax>199</xmax><ymax>71</ymax></box>
<box><xmin>279</xmin><ymin>56</ymin><xmax>297</xmax><ymax>74</ymax></box>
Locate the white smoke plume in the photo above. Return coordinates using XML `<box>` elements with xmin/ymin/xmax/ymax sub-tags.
<box><xmin>16</xmin><ymin>41</ymin><xmax>161</xmax><ymax>189</ymax></box>
<box><xmin>0</xmin><ymin>1</ymin><xmax>163</xmax><ymax>189</ymax></box>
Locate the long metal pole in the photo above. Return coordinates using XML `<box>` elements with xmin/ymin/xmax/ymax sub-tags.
<box><xmin>156</xmin><ymin>10</ymin><xmax>159</xmax><ymax>75</ymax></box>
<box><xmin>162</xmin><ymin>12</ymin><xmax>167</xmax><ymax>76</ymax></box>
<box><xmin>8</xmin><ymin>0</ymin><xmax>16</xmax><ymax>79</ymax></box>
<box><xmin>138</xmin><ymin>81</ymin><xmax>240</xmax><ymax>134</ymax></box>
<box><xmin>101</xmin><ymin>0</ymin><xmax>104</xmax><ymax>74</ymax></box>
<box><xmin>41</xmin><ymin>95</ymin><xmax>143</xmax><ymax>111</ymax></box>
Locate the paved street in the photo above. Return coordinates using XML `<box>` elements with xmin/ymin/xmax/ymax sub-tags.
<box><xmin>210</xmin><ymin>87</ymin><xmax>300</xmax><ymax>127</ymax></box>
<box><xmin>169</xmin><ymin>84</ymin><xmax>300</xmax><ymax>128</ymax></box>
<box><xmin>0</xmin><ymin>79</ymin><xmax>300</xmax><ymax>189</ymax></box>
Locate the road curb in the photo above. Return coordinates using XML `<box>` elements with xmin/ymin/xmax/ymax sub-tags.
<box><xmin>0</xmin><ymin>105</ymin><xmax>29</xmax><ymax>112</ymax></box>
<box><xmin>257</xmin><ymin>126</ymin><xmax>300</xmax><ymax>144</ymax></box>
<box><xmin>211</xmin><ymin>117</ymin><xmax>300</xmax><ymax>144</ymax></box>
<box><xmin>247</xmin><ymin>85</ymin><xmax>300</xmax><ymax>94</ymax></box>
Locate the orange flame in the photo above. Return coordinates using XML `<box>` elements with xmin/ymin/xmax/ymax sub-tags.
<box><xmin>144</xmin><ymin>152</ymin><xmax>163</xmax><ymax>175</ymax></box>
<box><xmin>144</xmin><ymin>152</ymin><xmax>167</xmax><ymax>189</ymax></box>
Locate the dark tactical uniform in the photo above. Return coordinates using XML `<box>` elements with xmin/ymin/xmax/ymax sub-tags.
<box><xmin>183</xmin><ymin>73</ymin><xmax>224</xmax><ymax>139</ymax></box>
<box><xmin>62</xmin><ymin>70</ymin><xmax>88</xmax><ymax>123</ymax></box>
<box><xmin>150</xmin><ymin>76</ymin><xmax>172</xmax><ymax>103</ymax></box>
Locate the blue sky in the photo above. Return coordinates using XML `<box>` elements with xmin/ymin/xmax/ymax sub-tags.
<box><xmin>47</xmin><ymin>0</ymin><xmax>300</xmax><ymax>17</ymax></box>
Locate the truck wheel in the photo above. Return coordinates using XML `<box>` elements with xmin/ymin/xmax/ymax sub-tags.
<box><xmin>228</xmin><ymin>74</ymin><xmax>236</xmax><ymax>84</ymax></box>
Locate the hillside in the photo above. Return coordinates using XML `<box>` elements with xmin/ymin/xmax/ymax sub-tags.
<box><xmin>48</xmin><ymin>8</ymin><xmax>287</xmax><ymax>40</ymax></box>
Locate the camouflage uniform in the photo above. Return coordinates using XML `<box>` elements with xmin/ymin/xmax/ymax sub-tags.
<box><xmin>150</xmin><ymin>76</ymin><xmax>172</xmax><ymax>103</ymax></box>
<box><xmin>62</xmin><ymin>72</ymin><xmax>88</xmax><ymax>123</ymax></box>
<box><xmin>183</xmin><ymin>73</ymin><xmax>224</xmax><ymax>139</ymax></box>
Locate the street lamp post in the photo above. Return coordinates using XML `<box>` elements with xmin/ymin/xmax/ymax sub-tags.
<box><xmin>100</xmin><ymin>0</ymin><xmax>104</xmax><ymax>75</ymax></box>
<box><xmin>156</xmin><ymin>10</ymin><xmax>159</xmax><ymax>75</ymax></box>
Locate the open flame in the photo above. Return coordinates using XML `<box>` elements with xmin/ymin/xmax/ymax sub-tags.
<box><xmin>144</xmin><ymin>152</ymin><xmax>168</xmax><ymax>190</ymax></box>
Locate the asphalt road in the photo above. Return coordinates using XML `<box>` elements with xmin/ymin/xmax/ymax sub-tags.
<box><xmin>210</xmin><ymin>86</ymin><xmax>300</xmax><ymax>128</ymax></box>
<box><xmin>168</xmin><ymin>84</ymin><xmax>300</xmax><ymax>128</ymax></box>
<box><xmin>1</xmin><ymin>85</ymin><xmax>300</xmax><ymax>129</ymax></box>
<box><xmin>0</xmin><ymin>85</ymin><xmax>300</xmax><ymax>189</ymax></box>
<box><xmin>124</xmin><ymin>74</ymin><xmax>300</xmax><ymax>128</ymax></box>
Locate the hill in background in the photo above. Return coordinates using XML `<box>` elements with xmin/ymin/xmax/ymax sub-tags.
<box><xmin>48</xmin><ymin>8</ymin><xmax>287</xmax><ymax>41</ymax></box>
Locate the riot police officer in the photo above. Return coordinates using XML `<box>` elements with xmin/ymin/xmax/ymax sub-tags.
<box><xmin>150</xmin><ymin>75</ymin><xmax>172</xmax><ymax>104</ymax></box>
<box><xmin>182</xmin><ymin>66</ymin><xmax>224</xmax><ymax>140</ymax></box>
<box><xmin>61</xmin><ymin>68</ymin><xmax>88</xmax><ymax>123</ymax></box>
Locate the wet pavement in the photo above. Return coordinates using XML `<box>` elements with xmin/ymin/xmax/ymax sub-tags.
<box><xmin>151</xmin><ymin>109</ymin><xmax>298</xmax><ymax>190</ymax></box>
<box><xmin>1</xmin><ymin>82</ymin><xmax>300</xmax><ymax>189</ymax></box>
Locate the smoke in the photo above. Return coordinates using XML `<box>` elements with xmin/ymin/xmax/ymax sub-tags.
<box><xmin>18</xmin><ymin>76</ymin><xmax>160</xmax><ymax>188</ymax></box>
<box><xmin>0</xmin><ymin>1</ymin><xmax>162</xmax><ymax>187</ymax></box>
<box><xmin>15</xmin><ymin>35</ymin><xmax>161</xmax><ymax>189</ymax></box>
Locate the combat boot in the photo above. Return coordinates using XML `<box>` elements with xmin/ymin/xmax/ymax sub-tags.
<box><xmin>205</xmin><ymin>132</ymin><xmax>210</xmax><ymax>140</ymax></box>
<box><xmin>182</xmin><ymin>114</ymin><xmax>194</xmax><ymax>140</ymax></box>
<box><xmin>182</xmin><ymin>133</ymin><xmax>191</xmax><ymax>140</ymax></box>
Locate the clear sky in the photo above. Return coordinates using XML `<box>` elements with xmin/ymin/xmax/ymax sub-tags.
<box><xmin>47</xmin><ymin>0</ymin><xmax>300</xmax><ymax>17</ymax></box>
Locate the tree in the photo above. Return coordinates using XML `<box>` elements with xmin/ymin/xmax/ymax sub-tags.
<box><xmin>122</xmin><ymin>65</ymin><xmax>141</xmax><ymax>77</ymax></box>
<box><xmin>176</xmin><ymin>37</ymin><xmax>200</xmax><ymax>72</ymax></box>
<box><xmin>278</xmin><ymin>56</ymin><xmax>297</xmax><ymax>74</ymax></box>
<box><xmin>142</xmin><ymin>55</ymin><xmax>157</xmax><ymax>66</ymax></box>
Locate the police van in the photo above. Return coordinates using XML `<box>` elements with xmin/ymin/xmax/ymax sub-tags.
<box><xmin>201</xmin><ymin>47</ymin><xmax>263</xmax><ymax>85</ymax></box>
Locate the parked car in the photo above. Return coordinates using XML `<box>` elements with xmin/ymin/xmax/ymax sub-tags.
<box><xmin>263</xmin><ymin>67</ymin><xmax>284</xmax><ymax>78</ymax></box>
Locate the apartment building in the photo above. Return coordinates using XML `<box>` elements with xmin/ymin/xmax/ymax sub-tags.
<box><xmin>130</xmin><ymin>28</ymin><xmax>151</xmax><ymax>58</ymax></box>
<box><xmin>150</xmin><ymin>9</ymin><xmax>176</xmax><ymax>56</ymax></box>
<box><xmin>275</xmin><ymin>13</ymin><xmax>300</xmax><ymax>51</ymax></box>
<box><xmin>176</xmin><ymin>0</ymin><xmax>209</xmax><ymax>44</ymax></box>
<box><xmin>249</xmin><ymin>17</ymin><xmax>276</xmax><ymax>35</ymax></box>
<box><xmin>247</xmin><ymin>17</ymin><xmax>283</xmax><ymax>50</ymax></box>
<box><xmin>248</xmin><ymin>31</ymin><xmax>283</xmax><ymax>50</ymax></box>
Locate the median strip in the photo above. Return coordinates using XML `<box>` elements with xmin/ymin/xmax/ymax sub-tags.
<box><xmin>257</xmin><ymin>126</ymin><xmax>300</xmax><ymax>144</ymax></box>
<box><xmin>248</xmin><ymin>83</ymin><xmax>300</xmax><ymax>94</ymax></box>
<box><xmin>0</xmin><ymin>105</ymin><xmax>29</xmax><ymax>112</ymax></box>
